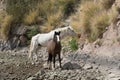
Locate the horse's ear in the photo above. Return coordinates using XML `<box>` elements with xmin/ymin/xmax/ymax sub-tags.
<box><xmin>55</xmin><ymin>31</ymin><xmax>57</xmax><ymax>35</ymax></box>
<box><xmin>59</xmin><ymin>31</ymin><xmax>61</xmax><ymax>35</ymax></box>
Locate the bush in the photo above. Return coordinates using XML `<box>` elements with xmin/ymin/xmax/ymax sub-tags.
<box><xmin>100</xmin><ymin>0</ymin><xmax>115</xmax><ymax>10</ymax></box>
<box><xmin>69</xmin><ymin>38</ymin><xmax>78</xmax><ymax>51</ymax></box>
<box><xmin>79</xmin><ymin>1</ymin><xmax>101</xmax><ymax>34</ymax></box>
<box><xmin>24</xmin><ymin>9</ymin><xmax>39</xmax><ymax>25</ymax></box>
<box><xmin>47</xmin><ymin>11</ymin><xmax>63</xmax><ymax>26</ymax></box>
<box><xmin>58</xmin><ymin>0</ymin><xmax>79</xmax><ymax>17</ymax></box>
<box><xmin>1</xmin><ymin>15</ymin><xmax>14</xmax><ymax>40</ymax></box>
<box><xmin>90</xmin><ymin>11</ymin><xmax>110</xmax><ymax>41</ymax></box>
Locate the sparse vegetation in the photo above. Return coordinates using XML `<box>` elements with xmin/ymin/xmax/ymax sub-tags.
<box><xmin>0</xmin><ymin>0</ymin><xmax>119</xmax><ymax>43</ymax></box>
<box><xmin>1</xmin><ymin>0</ymin><xmax>79</xmax><ymax>38</ymax></box>
<box><xmin>26</xmin><ymin>26</ymin><xmax>39</xmax><ymax>40</ymax></box>
<box><xmin>69</xmin><ymin>38</ymin><xmax>78</xmax><ymax>51</ymax></box>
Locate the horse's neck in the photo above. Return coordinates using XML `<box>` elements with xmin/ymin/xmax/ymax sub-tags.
<box><xmin>59</xmin><ymin>27</ymin><xmax>68</xmax><ymax>39</ymax></box>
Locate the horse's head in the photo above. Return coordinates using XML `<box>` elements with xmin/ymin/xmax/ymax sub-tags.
<box><xmin>53</xmin><ymin>31</ymin><xmax>61</xmax><ymax>43</ymax></box>
<box><xmin>67</xmin><ymin>25</ymin><xmax>77</xmax><ymax>37</ymax></box>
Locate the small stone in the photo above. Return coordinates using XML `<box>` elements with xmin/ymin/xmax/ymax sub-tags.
<box><xmin>0</xmin><ymin>59</ymin><xmax>4</xmax><ymax>64</ymax></box>
<box><xmin>35</xmin><ymin>70</ymin><xmax>45</xmax><ymax>77</ymax></box>
<box><xmin>83</xmin><ymin>64</ymin><xmax>93</xmax><ymax>70</ymax></box>
<box><xmin>27</xmin><ymin>77</ymin><xmax>36</xmax><ymax>80</ymax></box>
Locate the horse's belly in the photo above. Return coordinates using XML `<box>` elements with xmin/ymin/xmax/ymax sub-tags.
<box><xmin>37</xmin><ymin>35</ymin><xmax>52</xmax><ymax>47</ymax></box>
<box><xmin>39</xmin><ymin>40</ymin><xmax>49</xmax><ymax>47</ymax></box>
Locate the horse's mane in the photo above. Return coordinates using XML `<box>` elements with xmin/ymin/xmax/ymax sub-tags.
<box><xmin>53</xmin><ymin>26</ymin><xmax>69</xmax><ymax>32</ymax></box>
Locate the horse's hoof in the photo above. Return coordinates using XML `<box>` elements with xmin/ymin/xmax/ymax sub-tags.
<box><xmin>59</xmin><ymin>67</ymin><xmax>62</xmax><ymax>70</ymax></box>
<box><xmin>52</xmin><ymin>67</ymin><xmax>56</xmax><ymax>71</ymax></box>
<box><xmin>43</xmin><ymin>63</ymin><xmax>49</xmax><ymax>69</ymax></box>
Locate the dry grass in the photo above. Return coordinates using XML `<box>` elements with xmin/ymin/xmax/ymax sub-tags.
<box><xmin>70</xmin><ymin>0</ymin><xmax>119</xmax><ymax>42</ymax></box>
<box><xmin>100</xmin><ymin>0</ymin><xmax>115</xmax><ymax>10</ymax></box>
<box><xmin>108</xmin><ymin>6</ymin><xmax>119</xmax><ymax>23</ymax></box>
<box><xmin>1</xmin><ymin>15</ymin><xmax>14</xmax><ymax>40</ymax></box>
<box><xmin>41</xmin><ymin>11</ymin><xmax>63</xmax><ymax>32</ymax></box>
<box><xmin>23</xmin><ymin>9</ymin><xmax>39</xmax><ymax>25</ymax></box>
<box><xmin>79</xmin><ymin>1</ymin><xmax>101</xmax><ymax>34</ymax></box>
<box><xmin>90</xmin><ymin>11</ymin><xmax>110</xmax><ymax>41</ymax></box>
<box><xmin>41</xmin><ymin>25</ymin><xmax>54</xmax><ymax>33</ymax></box>
<box><xmin>47</xmin><ymin>11</ymin><xmax>63</xmax><ymax>26</ymax></box>
<box><xmin>70</xmin><ymin>13</ymin><xmax>81</xmax><ymax>32</ymax></box>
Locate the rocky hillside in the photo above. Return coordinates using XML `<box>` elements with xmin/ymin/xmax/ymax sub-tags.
<box><xmin>0</xmin><ymin>18</ymin><xmax>120</xmax><ymax>80</ymax></box>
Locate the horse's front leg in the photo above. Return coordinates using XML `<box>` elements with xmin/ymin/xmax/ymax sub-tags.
<box><xmin>52</xmin><ymin>54</ymin><xmax>56</xmax><ymax>70</ymax></box>
<box><xmin>58</xmin><ymin>53</ymin><xmax>62</xmax><ymax>68</ymax></box>
<box><xmin>49</xmin><ymin>53</ymin><xmax>52</xmax><ymax>69</ymax></box>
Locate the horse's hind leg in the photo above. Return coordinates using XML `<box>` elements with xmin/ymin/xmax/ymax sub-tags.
<box><xmin>28</xmin><ymin>49</ymin><xmax>35</xmax><ymax>65</ymax></box>
<box><xmin>29</xmin><ymin>47</ymin><xmax>35</xmax><ymax>64</ymax></box>
<box><xmin>34</xmin><ymin>46</ymin><xmax>39</xmax><ymax>62</ymax></box>
<box><xmin>29</xmin><ymin>40</ymin><xmax>37</xmax><ymax>65</ymax></box>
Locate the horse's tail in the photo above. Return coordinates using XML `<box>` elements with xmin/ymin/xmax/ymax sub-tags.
<box><xmin>29</xmin><ymin>39</ymin><xmax>34</xmax><ymax>59</ymax></box>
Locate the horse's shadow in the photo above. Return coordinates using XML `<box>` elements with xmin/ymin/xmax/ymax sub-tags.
<box><xmin>62</xmin><ymin>62</ymin><xmax>82</xmax><ymax>70</ymax></box>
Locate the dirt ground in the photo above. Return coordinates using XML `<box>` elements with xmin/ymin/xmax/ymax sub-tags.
<box><xmin>0</xmin><ymin>51</ymin><xmax>43</xmax><ymax>80</ymax></box>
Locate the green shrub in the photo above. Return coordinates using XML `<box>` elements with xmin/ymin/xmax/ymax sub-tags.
<box><xmin>69</xmin><ymin>38</ymin><xmax>78</xmax><ymax>51</ymax></box>
<box><xmin>26</xmin><ymin>26</ymin><xmax>39</xmax><ymax>39</ymax></box>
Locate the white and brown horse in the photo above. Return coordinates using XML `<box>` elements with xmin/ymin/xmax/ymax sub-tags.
<box><xmin>29</xmin><ymin>25</ymin><xmax>77</xmax><ymax>64</ymax></box>
<box><xmin>47</xmin><ymin>31</ymin><xmax>61</xmax><ymax>70</ymax></box>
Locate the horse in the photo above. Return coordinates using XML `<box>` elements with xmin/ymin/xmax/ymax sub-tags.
<box><xmin>29</xmin><ymin>25</ymin><xmax>77</xmax><ymax>64</ymax></box>
<box><xmin>47</xmin><ymin>31</ymin><xmax>61</xmax><ymax>70</ymax></box>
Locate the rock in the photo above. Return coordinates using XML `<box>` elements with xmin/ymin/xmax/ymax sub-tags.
<box><xmin>62</xmin><ymin>62</ymin><xmax>81</xmax><ymax>70</ymax></box>
<box><xmin>0</xmin><ymin>59</ymin><xmax>4</xmax><ymax>64</ymax></box>
<box><xmin>83</xmin><ymin>64</ymin><xmax>93</xmax><ymax>70</ymax></box>
<box><xmin>27</xmin><ymin>77</ymin><xmax>37</xmax><ymax>80</ymax></box>
<box><xmin>43</xmin><ymin>62</ymin><xmax>50</xmax><ymax>69</ymax></box>
<box><xmin>67</xmin><ymin>53</ymin><xmax>90</xmax><ymax>62</ymax></box>
<box><xmin>118</xmin><ymin>63</ymin><xmax>120</xmax><ymax>69</ymax></box>
<box><xmin>82</xmin><ymin>43</ymin><xmax>95</xmax><ymax>54</ymax></box>
<box><xmin>35</xmin><ymin>70</ymin><xmax>45</xmax><ymax>77</ymax></box>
